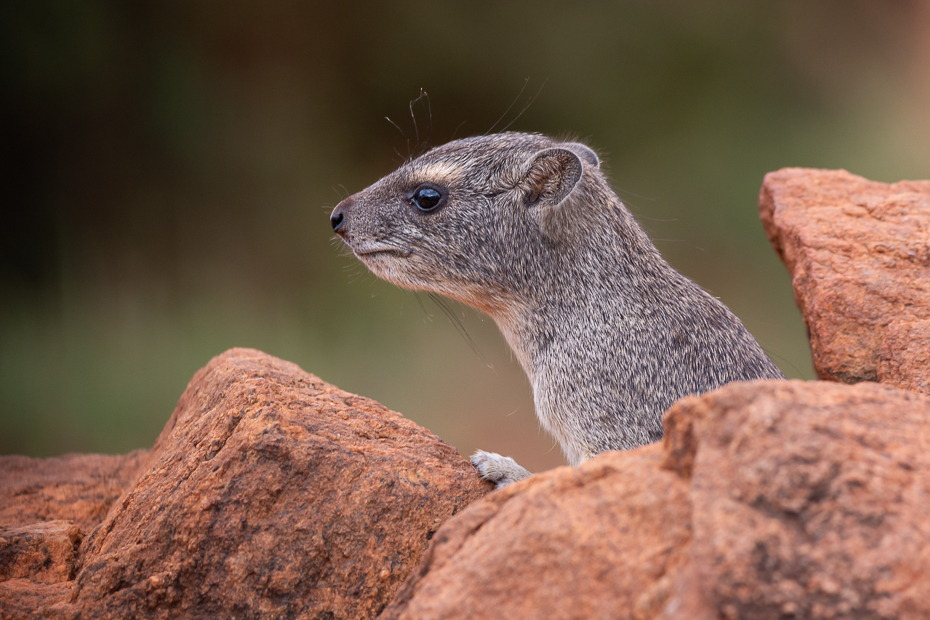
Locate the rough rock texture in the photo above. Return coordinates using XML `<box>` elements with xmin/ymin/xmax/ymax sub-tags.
<box><xmin>0</xmin><ymin>348</ymin><xmax>490</xmax><ymax>620</ymax></box>
<box><xmin>759</xmin><ymin>168</ymin><xmax>930</xmax><ymax>393</ymax></box>
<box><xmin>877</xmin><ymin>320</ymin><xmax>930</xmax><ymax>395</ymax></box>
<box><xmin>667</xmin><ymin>380</ymin><xmax>930</xmax><ymax>619</ymax></box>
<box><xmin>0</xmin><ymin>581</ymin><xmax>73</xmax><ymax>620</ymax></box>
<box><xmin>0</xmin><ymin>521</ymin><xmax>81</xmax><ymax>583</ymax></box>
<box><xmin>382</xmin><ymin>442</ymin><xmax>692</xmax><ymax>620</ymax></box>
<box><xmin>0</xmin><ymin>450</ymin><xmax>152</xmax><ymax>617</ymax></box>
<box><xmin>0</xmin><ymin>451</ymin><xmax>151</xmax><ymax>532</ymax></box>
<box><xmin>384</xmin><ymin>380</ymin><xmax>930</xmax><ymax>620</ymax></box>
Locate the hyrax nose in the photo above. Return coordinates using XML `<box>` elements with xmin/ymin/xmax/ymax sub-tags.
<box><xmin>330</xmin><ymin>198</ymin><xmax>352</xmax><ymax>235</ymax></box>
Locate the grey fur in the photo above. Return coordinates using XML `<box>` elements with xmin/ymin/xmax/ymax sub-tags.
<box><xmin>331</xmin><ymin>132</ymin><xmax>784</xmax><ymax>488</ymax></box>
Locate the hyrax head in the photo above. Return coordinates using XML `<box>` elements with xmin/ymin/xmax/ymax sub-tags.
<box><xmin>330</xmin><ymin>132</ymin><xmax>602</xmax><ymax>314</ymax></box>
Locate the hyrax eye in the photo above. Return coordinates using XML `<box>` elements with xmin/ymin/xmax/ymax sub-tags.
<box><xmin>408</xmin><ymin>184</ymin><xmax>447</xmax><ymax>213</ymax></box>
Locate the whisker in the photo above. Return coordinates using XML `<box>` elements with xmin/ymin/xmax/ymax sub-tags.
<box><xmin>427</xmin><ymin>292</ymin><xmax>486</xmax><ymax>361</ymax></box>
<box><xmin>385</xmin><ymin>116</ymin><xmax>406</xmax><ymax>139</ymax></box>
<box><xmin>451</xmin><ymin>119</ymin><xmax>467</xmax><ymax>141</ymax></box>
<box><xmin>485</xmin><ymin>78</ymin><xmax>529</xmax><ymax>136</ymax></box>
<box><xmin>413</xmin><ymin>291</ymin><xmax>431</xmax><ymax>320</ymax></box>
<box><xmin>385</xmin><ymin>116</ymin><xmax>411</xmax><ymax>160</ymax></box>
<box><xmin>425</xmin><ymin>92</ymin><xmax>433</xmax><ymax>142</ymax></box>
<box><xmin>609</xmin><ymin>183</ymin><xmax>656</xmax><ymax>202</ymax></box>
<box><xmin>499</xmin><ymin>78</ymin><xmax>547</xmax><ymax>134</ymax></box>
<box><xmin>409</xmin><ymin>95</ymin><xmax>420</xmax><ymax>147</ymax></box>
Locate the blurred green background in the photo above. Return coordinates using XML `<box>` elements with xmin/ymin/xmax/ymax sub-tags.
<box><xmin>2</xmin><ymin>2</ymin><xmax>929</xmax><ymax>473</ymax></box>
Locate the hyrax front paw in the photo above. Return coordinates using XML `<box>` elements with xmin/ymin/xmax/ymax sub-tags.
<box><xmin>471</xmin><ymin>450</ymin><xmax>532</xmax><ymax>489</ymax></box>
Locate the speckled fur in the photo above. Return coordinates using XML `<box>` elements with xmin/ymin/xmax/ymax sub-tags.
<box><xmin>331</xmin><ymin>132</ymin><xmax>784</xmax><ymax>487</ymax></box>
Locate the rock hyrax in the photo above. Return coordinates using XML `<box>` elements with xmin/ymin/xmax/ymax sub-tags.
<box><xmin>330</xmin><ymin>132</ymin><xmax>784</xmax><ymax>487</ymax></box>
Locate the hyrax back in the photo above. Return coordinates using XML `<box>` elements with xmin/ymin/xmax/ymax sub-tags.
<box><xmin>331</xmin><ymin>132</ymin><xmax>783</xmax><ymax>485</ymax></box>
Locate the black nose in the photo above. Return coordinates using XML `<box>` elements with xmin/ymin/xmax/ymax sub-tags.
<box><xmin>331</xmin><ymin>209</ymin><xmax>345</xmax><ymax>233</ymax></box>
<box><xmin>331</xmin><ymin>201</ymin><xmax>349</xmax><ymax>234</ymax></box>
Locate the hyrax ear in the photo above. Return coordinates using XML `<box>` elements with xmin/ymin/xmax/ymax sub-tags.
<box><xmin>520</xmin><ymin>148</ymin><xmax>584</xmax><ymax>208</ymax></box>
<box><xmin>563</xmin><ymin>142</ymin><xmax>599</xmax><ymax>169</ymax></box>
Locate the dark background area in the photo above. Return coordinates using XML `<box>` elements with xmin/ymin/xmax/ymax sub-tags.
<box><xmin>2</xmin><ymin>1</ymin><xmax>929</xmax><ymax>473</ymax></box>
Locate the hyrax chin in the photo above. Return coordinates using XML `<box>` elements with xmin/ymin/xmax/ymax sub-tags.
<box><xmin>331</xmin><ymin>131</ymin><xmax>784</xmax><ymax>488</ymax></box>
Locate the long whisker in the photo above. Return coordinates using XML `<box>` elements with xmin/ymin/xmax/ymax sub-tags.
<box><xmin>499</xmin><ymin>78</ymin><xmax>547</xmax><ymax>134</ymax></box>
<box><xmin>409</xmin><ymin>89</ymin><xmax>425</xmax><ymax>147</ymax></box>
<box><xmin>451</xmin><ymin>119</ymin><xmax>467</xmax><ymax>141</ymax></box>
<box><xmin>385</xmin><ymin>116</ymin><xmax>411</xmax><ymax>160</ymax></box>
<box><xmin>413</xmin><ymin>291</ymin><xmax>430</xmax><ymax>319</ymax></box>
<box><xmin>427</xmin><ymin>292</ymin><xmax>486</xmax><ymax>361</ymax></box>
<box><xmin>485</xmin><ymin>78</ymin><xmax>530</xmax><ymax>136</ymax></box>
<box><xmin>371</xmin><ymin>235</ymin><xmax>491</xmax><ymax>362</ymax></box>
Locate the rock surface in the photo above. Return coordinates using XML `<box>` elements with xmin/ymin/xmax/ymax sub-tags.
<box><xmin>0</xmin><ymin>348</ymin><xmax>491</xmax><ymax>619</ymax></box>
<box><xmin>0</xmin><ymin>581</ymin><xmax>73</xmax><ymax>620</ymax></box>
<box><xmin>0</xmin><ymin>521</ymin><xmax>81</xmax><ymax>584</ymax></box>
<box><xmin>382</xmin><ymin>442</ymin><xmax>692</xmax><ymax>620</ymax></box>
<box><xmin>383</xmin><ymin>380</ymin><xmax>930</xmax><ymax>620</ymax></box>
<box><xmin>0</xmin><ymin>451</ymin><xmax>152</xmax><ymax>617</ymax></box>
<box><xmin>669</xmin><ymin>380</ymin><xmax>930</xmax><ymax>620</ymax></box>
<box><xmin>0</xmin><ymin>451</ymin><xmax>151</xmax><ymax>532</ymax></box>
<box><xmin>759</xmin><ymin>168</ymin><xmax>930</xmax><ymax>393</ymax></box>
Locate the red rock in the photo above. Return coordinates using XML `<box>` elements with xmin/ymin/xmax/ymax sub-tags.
<box><xmin>381</xmin><ymin>442</ymin><xmax>693</xmax><ymax>620</ymax></box>
<box><xmin>759</xmin><ymin>168</ymin><xmax>930</xmax><ymax>393</ymax></box>
<box><xmin>0</xmin><ymin>348</ymin><xmax>490</xmax><ymax>619</ymax></box>
<box><xmin>62</xmin><ymin>348</ymin><xmax>490</xmax><ymax>619</ymax></box>
<box><xmin>383</xmin><ymin>380</ymin><xmax>930</xmax><ymax>620</ymax></box>
<box><xmin>0</xmin><ymin>581</ymin><xmax>73</xmax><ymax>620</ymax></box>
<box><xmin>665</xmin><ymin>380</ymin><xmax>930</xmax><ymax>619</ymax></box>
<box><xmin>0</xmin><ymin>521</ymin><xmax>81</xmax><ymax>583</ymax></box>
<box><xmin>878</xmin><ymin>320</ymin><xmax>930</xmax><ymax>395</ymax></box>
<box><xmin>0</xmin><ymin>451</ymin><xmax>151</xmax><ymax>532</ymax></box>
<box><xmin>9</xmin><ymin>347</ymin><xmax>927</xmax><ymax>619</ymax></box>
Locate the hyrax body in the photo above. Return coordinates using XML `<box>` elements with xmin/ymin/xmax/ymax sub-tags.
<box><xmin>331</xmin><ymin>132</ymin><xmax>784</xmax><ymax>487</ymax></box>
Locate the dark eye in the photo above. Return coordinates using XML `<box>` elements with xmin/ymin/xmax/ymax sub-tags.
<box><xmin>409</xmin><ymin>184</ymin><xmax>446</xmax><ymax>212</ymax></box>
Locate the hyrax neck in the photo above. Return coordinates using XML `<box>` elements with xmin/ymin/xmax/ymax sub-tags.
<box><xmin>489</xmin><ymin>216</ymin><xmax>681</xmax><ymax>385</ymax></box>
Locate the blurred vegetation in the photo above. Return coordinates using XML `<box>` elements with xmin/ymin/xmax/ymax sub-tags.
<box><xmin>2</xmin><ymin>1</ymin><xmax>929</xmax><ymax>472</ymax></box>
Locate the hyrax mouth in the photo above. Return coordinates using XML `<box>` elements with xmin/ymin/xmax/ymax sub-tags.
<box><xmin>351</xmin><ymin>243</ymin><xmax>411</xmax><ymax>260</ymax></box>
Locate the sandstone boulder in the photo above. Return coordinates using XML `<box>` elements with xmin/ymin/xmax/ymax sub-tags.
<box><xmin>0</xmin><ymin>581</ymin><xmax>73</xmax><ymax>620</ymax></box>
<box><xmin>382</xmin><ymin>442</ymin><xmax>692</xmax><ymax>620</ymax></box>
<box><xmin>0</xmin><ymin>451</ymin><xmax>151</xmax><ymax>532</ymax></box>
<box><xmin>667</xmin><ymin>380</ymin><xmax>930</xmax><ymax>619</ymax></box>
<box><xmin>759</xmin><ymin>168</ymin><xmax>930</xmax><ymax>393</ymax></box>
<box><xmin>0</xmin><ymin>521</ymin><xmax>81</xmax><ymax>584</ymax></box>
<box><xmin>0</xmin><ymin>348</ymin><xmax>491</xmax><ymax>619</ymax></box>
<box><xmin>383</xmin><ymin>380</ymin><xmax>930</xmax><ymax>620</ymax></box>
<box><xmin>0</xmin><ymin>448</ymin><xmax>153</xmax><ymax>616</ymax></box>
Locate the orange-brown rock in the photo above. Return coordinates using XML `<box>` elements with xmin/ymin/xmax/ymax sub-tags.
<box><xmin>8</xmin><ymin>351</ymin><xmax>930</xmax><ymax>619</ymax></box>
<box><xmin>0</xmin><ymin>451</ymin><xmax>151</xmax><ymax>532</ymax></box>
<box><xmin>1</xmin><ymin>348</ymin><xmax>490</xmax><ymax>619</ymax></box>
<box><xmin>381</xmin><ymin>442</ymin><xmax>693</xmax><ymax>620</ymax></box>
<box><xmin>0</xmin><ymin>450</ymin><xmax>152</xmax><ymax>617</ymax></box>
<box><xmin>878</xmin><ymin>320</ymin><xmax>930</xmax><ymax>395</ymax></box>
<box><xmin>383</xmin><ymin>380</ymin><xmax>930</xmax><ymax>620</ymax></box>
<box><xmin>670</xmin><ymin>380</ymin><xmax>930</xmax><ymax>619</ymax></box>
<box><xmin>759</xmin><ymin>168</ymin><xmax>930</xmax><ymax>393</ymax></box>
<box><xmin>0</xmin><ymin>521</ymin><xmax>81</xmax><ymax>583</ymax></box>
<box><xmin>0</xmin><ymin>581</ymin><xmax>73</xmax><ymax>620</ymax></box>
